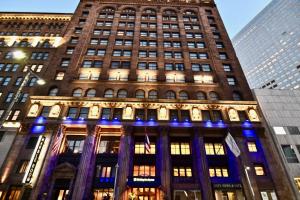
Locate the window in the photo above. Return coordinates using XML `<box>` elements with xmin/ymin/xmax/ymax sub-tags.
<box><xmin>133</xmin><ymin>165</ymin><xmax>155</xmax><ymax>177</ymax></box>
<box><xmin>104</xmin><ymin>89</ymin><xmax>114</xmax><ymax>98</ymax></box>
<box><xmin>219</xmin><ymin>53</ymin><xmax>228</xmax><ymax>60</ymax></box>
<box><xmin>205</xmin><ymin>143</ymin><xmax>225</xmax><ymax>155</ymax></box>
<box><xmin>173</xmin><ymin>167</ymin><xmax>192</xmax><ymax>177</ymax></box>
<box><xmin>0</xmin><ymin>131</ymin><xmax>4</xmax><ymax>142</ymax></box>
<box><xmin>223</xmin><ymin>64</ymin><xmax>232</xmax><ymax>72</ymax></box>
<box><xmin>101</xmin><ymin>108</ymin><xmax>111</xmax><ymax>120</ymax></box>
<box><xmin>135</xmin><ymin>90</ymin><xmax>145</xmax><ymax>98</ymax></box>
<box><xmin>17</xmin><ymin>160</ymin><xmax>29</xmax><ymax>173</ymax></box>
<box><xmin>216</xmin><ymin>42</ymin><xmax>224</xmax><ymax>48</ymax></box>
<box><xmin>86</xmin><ymin>89</ymin><xmax>96</xmax><ymax>97</ymax></box>
<box><xmin>233</xmin><ymin>92</ymin><xmax>242</xmax><ymax>101</ymax></box>
<box><xmin>148</xmin><ymin>90</ymin><xmax>158</xmax><ymax>99</ymax></box>
<box><xmin>179</xmin><ymin>91</ymin><xmax>189</xmax><ymax>100</ymax></box>
<box><xmin>2</xmin><ymin>77</ymin><xmax>11</xmax><ymax>86</ymax></box>
<box><xmin>15</xmin><ymin>77</ymin><xmax>23</xmax><ymax>86</ymax></box>
<box><xmin>7</xmin><ymin>187</ymin><xmax>21</xmax><ymax>200</ymax></box>
<box><xmin>117</xmin><ymin>89</ymin><xmax>127</xmax><ymax>98</ymax></box>
<box><xmin>247</xmin><ymin>142</ymin><xmax>257</xmax><ymax>152</ymax></box>
<box><xmin>40</xmin><ymin>106</ymin><xmax>51</xmax><ymax>117</ymax></box>
<box><xmin>19</xmin><ymin>93</ymin><xmax>28</xmax><ymax>103</ymax></box>
<box><xmin>64</xmin><ymin>136</ymin><xmax>85</xmax><ymax>154</ymax></box>
<box><xmin>171</xmin><ymin>142</ymin><xmax>190</xmax><ymax>155</ymax></box>
<box><xmin>5</xmin><ymin>92</ymin><xmax>14</xmax><ymax>103</ymax></box>
<box><xmin>135</xmin><ymin>142</ymin><xmax>155</xmax><ymax>154</ymax></box>
<box><xmin>209</xmin><ymin>167</ymin><xmax>229</xmax><ymax>177</ymax></box>
<box><xmin>209</xmin><ymin>91</ymin><xmax>219</xmax><ymax>100</ymax></box>
<box><xmin>61</xmin><ymin>59</ymin><xmax>70</xmax><ymax>67</ymax></box>
<box><xmin>227</xmin><ymin>77</ymin><xmax>237</xmax><ymax>86</ymax></box>
<box><xmin>197</xmin><ymin>91</ymin><xmax>206</xmax><ymax>100</ymax></box>
<box><xmin>66</xmin><ymin>48</ymin><xmax>74</xmax><ymax>55</ymax></box>
<box><xmin>287</xmin><ymin>127</ymin><xmax>300</xmax><ymax>135</ymax></box>
<box><xmin>97</xmin><ymin>136</ymin><xmax>120</xmax><ymax>154</ymax></box>
<box><xmin>273</xmin><ymin>127</ymin><xmax>286</xmax><ymax>135</ymax></box>
<box><xmin>49</xmin><ymin>88</ymin><xmax>58</xmax><ymax>96</ymax></box>
<box><xmin>254</xmin><ymin>165</ymin><xmax>265</xmax><ymax>176</ymax></box>
<box><xmin>11</xmin><ymin>110</ymin><xmax>20</xmax><ymax>120</ymax></box>
<box><xmin>79</xmin><ymin>107</ymin><xmax>89</xmax><ymax>119</ymax></box>
<box><xmin>73</xmin><ymin>88</ymin><xmax>83</xmax><ymax>97</ymax></box>
<box><xmin>281</xmin><ymin>145</ymin><xmax>299</xmax><ymax>163</ymax></box>
<box><xmin>55</xmin><ymin>72</ymin><xmax>65</xmax><ymax>80</ymax></box>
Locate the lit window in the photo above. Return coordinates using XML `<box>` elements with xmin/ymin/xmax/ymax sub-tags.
<box><xmin>247</xmin><ymin>142</ymin><xmax>258</xmax><ymax>152</ymax></box>
<box><xmin>17</xmin><ymin>160</ymin><xmax>29</xmax><ymax>173</ymax></box>
<box><xmin>73</xmin><ymin>88</ymin><xmax>83</xmax><ymax>97</ymax></box>
<box><xmin>294</xmin><ymin>178</ymin><xmax>300</xmax><ymax>192</ymax></box>
<box><xmin>64</xmin><ymin>136</ymin><xmax>85</xmax><ymax>154</ymax></box>
<box><xmin>254</xmin><ymin>165</ymin><xmax>265</xmax><ymax>176</ymax></box>
<box><xmin>205</xmin><ymin>143</ymin><xmax>225</xmax><ymax>155</ymax></box>
<box><xmin>273</xmin><ymin>127</ymin><xmax>286</xmax><ymax>135</ymax></box>
<box><xmin>133</xmin><ymin>165</ymin><xmax>155</xmax><ymax>177</ymax></box>
<box><xmin>55</xmin><ymin>72</ymin><xmax>65</xmax><ymax>80</ymax></box>
<box><xmin>209</xmin><ymin>167</ymin><xmax>229</xmax><ymax>177</ymax></box>
<box><xmin>173</xmin><ymin>167</ymin><xmax>192</xmax><ymax>177</ymax></box>
<box><xmin>11</xmin><ymin>110</ymin><xmax>20</xmax><ymax>121</ymax></box>
<box><xmin>171</xmin><ymin>142</ymin><xmax>190</xmax><ymax>155</ymax></box>
<box><xmin>134</xmin><ymin>142</ymin><xmax>156</xmax><ymax>154</ymax></box>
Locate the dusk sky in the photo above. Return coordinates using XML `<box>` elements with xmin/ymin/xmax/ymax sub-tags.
<box><xmin>0</xmin><ymin>0</ymin><xmax>271</xmax><ymax>38</ymax></box>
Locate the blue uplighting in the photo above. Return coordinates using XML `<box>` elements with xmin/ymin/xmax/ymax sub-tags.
<box><xmin>205</xmin><ymin>120</ymin><xmax>213</xmax><ymax>128</ymax></box>
<box><xmin>242</xmin><ymin>120</ymin><xmax>252</xmax><ymax>128</ymax></box>
<box><xmin>242</xmin><ymin>129</ymin><xmax>256</xmax><ymax>138</ymax></box>
<box><xmin>35</xmin><ymin>116</ymin><xmax>46</xmax><ymax>124</ymax></box>
<box><xmin>31</xmin><ymin>125</ymin><xmax>46</xmax><ymax>134</ymax></box>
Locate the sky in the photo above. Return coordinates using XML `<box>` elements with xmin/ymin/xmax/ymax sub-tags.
<box><xmin>0</xmin><ymin>0</ymin><xmax>271</xmax><ymax>38</ymax></box>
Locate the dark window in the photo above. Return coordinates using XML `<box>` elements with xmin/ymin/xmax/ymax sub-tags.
<box><xmin>181</xmin><ymin>110</ymin><xmax>190</xmax><ymax>122</ymax></box>
<box><xmin>212</xmin><ymin>110</ymin><xmax>222</xmax><ymax>121</ymax></box>
<box><xmin>169</xmin><ymin>110</ymin><xmax>179</xmax><ymax>121</ymax></box>
<box><xmin>40</xmin><ymin>106</ymin><xmax>51</xmax><ymax>117</ymax></box>
<box><xmin>67</xmin><ymin>107</ymin><xmax>78</xmax><ymax>119</ymax></box>
<box><xmin>26</xmin><ymin>136</ymin><xmax>38</xmax><ymax>149</ymax></box>
<box><xmin>147</xmin><ymin>109</ymin><xmax>157</xmax><ymax>121</ymax></box>
<box><xmin>101</xmin><ymin>108</ymin><xmax>111</xmax><ymax>120</ymax></box>
<box><xmin>113</xmin><ymin>108</ymin><xmax>123</xmax><ymax>120</ymax></box>
<box><xmin>79</xmin><ymin>108</ymin><xmax>89</xmax><ymax>119</ymax></box>
<box><xmin>282</xmin><ymin>145</ymin><xmax>299</xmax><ymax>163</ymax></box>
<box><xmin>135</xmin><ymin>109</ymin><xmax>145</xmax><ymax>121</ymax></box>
<box><xmin>238</xmin><ymin>111</ymin><xmax>248</xmax><ymax>122</ymax></box>
<box><xmin>287</xmin><ymin>127</ymin><xmax>300</xmax><ymax>135</ymax></box>
<box><xmin>202</xmin><ymin>110</ymin><xmax>211</xmax><ymax>121</ymax></box>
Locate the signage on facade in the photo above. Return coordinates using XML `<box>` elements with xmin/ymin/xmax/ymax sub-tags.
<box><xmin>23</xmin><ymin>136</ymin><xmax>46</xmax><ymax>184</ymax></box>
<box><xmin>213</xmin><ymin>184</ymin><xmax>242</xmax><ymax>189</ymax></box>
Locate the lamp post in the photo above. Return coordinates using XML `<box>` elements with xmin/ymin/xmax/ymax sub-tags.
<box><xmin>244</xmin><ymin>165</ymin><xmax>255</xmax><ymax>199</ymax></box>
<box><xmin>0</xmin><ymin>50</ymin><xmax>46</xmax><ymax>128</ymax></box>
<box><xmin>113</xmin><ymin>163</ymin><xmax>119</xmax><ymax>200</ymax></box>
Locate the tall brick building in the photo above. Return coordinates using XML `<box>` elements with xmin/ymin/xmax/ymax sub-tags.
<box><xmin>0</xmin><ymin>0</ymin><xmax>295</xmax><ymax>199</ymax></box>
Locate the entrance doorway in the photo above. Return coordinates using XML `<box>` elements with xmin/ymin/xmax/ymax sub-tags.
<box><xmin>214</xmin><ymin>190</ymin><xmax>245</xmax><ymax>200</ymax></box>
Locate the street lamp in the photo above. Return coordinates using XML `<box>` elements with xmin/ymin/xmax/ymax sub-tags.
<box><xmin>0</xmin><ymin>50</ymin><xmax>46</xmax><ymax>128</ymax></box>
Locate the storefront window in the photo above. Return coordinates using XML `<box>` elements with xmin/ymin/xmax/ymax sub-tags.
<box><xmin>214</xmin><ymin>190</ymin><xmax>244</xmax><ymax>200</ymax></box>
<box><xmin>94</xmin><ymin>189</ymin><xmax>113</xmax><ymax>200</ymax></box>
<box><xmin>133</xmin><ymin>165</ymin><xmax>155</xmax><ymax>177</ymax></box>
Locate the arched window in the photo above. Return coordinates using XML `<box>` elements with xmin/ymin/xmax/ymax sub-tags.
<box><xmin>179</xmin><ymin>91</ymin><xmax>189</xmax><ymax>100</ymax></box>
<box><xmin>166</xmin><ymin>90</ymin><xmax>176</xmax><ymax>99</ymax></box>
<box><xmin>183</xmin><ymin>10</ymin><xmax>197</xmax><ymax>16</ymax></box>
<box><xmin>163</xmin><ymin>9</ymin><xmax>177</xmax><ymax>15</ymax></box>
<box><xmin>117</xmin><ymin>89</ymin><xmax>128</xmax><ymax>98</ymax></box>
<box><xmin>101</xmin><ymin>7</ymin><xmax>115</xmax><ymax>13</ymax></box>
<box><xmin>209</xmin><ymin>91</ymin><xmax>219</xmax><ymax>100</ymax></box>
<box><xmin>143</xmin><ymin>9</ymin><xmax>156</xmax><ymax>14</ymax></box>
<box><xmin>48</xmin><ymin>87</ymin><xmax>58</xmax><ymax>96</ymax></box>
<box><xmin>148</xmin><ymin>90</ymin><xmax>158</xmax><ymax>99</ymax></box>
<box><xmin>104</xmin><ymin>89</ymin><xmax>114</xmax><ymax>98</ymax></box>
<box><xmin>122</xmin><ymin>8</ymin><xmax>136</xmax><ymax>14</ymax></box>
<box><xmin>86</xmin><ymin>89</ymin><xmax>96</xmax><ymax>97</ymax></box>
<box><xmin>73</xmin><ymin>88</ymin><xmax>83</xmax><ymax>97</ymax></box>
<box><xmin>233</xmin><ymin>92</ymin><xmax>242</xmax><ymax>101</ymax></box>
<box><xmin>135</xmin><ymin>90</ymin><xmax>145</xmax><ymax>98</ymax></box>
<box><xmin>196</xmin><ymin>91</ymin><xmax>206</xmax><ymax>100</ymax></box>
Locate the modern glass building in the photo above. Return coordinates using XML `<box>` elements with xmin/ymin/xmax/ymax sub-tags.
<box><xmin>233</xmin><ymin>0</ymin><xmax>300</xmax><ymax>90</ymax></box>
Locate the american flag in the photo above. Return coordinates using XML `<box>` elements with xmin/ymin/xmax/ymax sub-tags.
<box><xmin>51</xmin><ymin>125</ymin><xmax>64</xmax><ymax>155</ymax></box>
<box><xmin>144</xmin><ymin>127</ymin><xmax>151</xmax><ymax>153</ymax></box>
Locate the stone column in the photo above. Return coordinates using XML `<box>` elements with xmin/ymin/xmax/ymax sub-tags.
<box><xmin>193</xmin><ymin>128</ymin><xmax>214</xmax><ymax>200</ymax></box>
<box><xmin>158</xmin><ymin>126</ymin><xmax>171</xmax><ymax>200</ymax></box>
<box><xmin>115</xmin><ymin>126</ymin><xmax>133</xmax><ymax>200</ymax></box>
<box><xmin>71</xmin><ymin>125</ymin><xmax>96</xmax><ymax>200</ymax></box>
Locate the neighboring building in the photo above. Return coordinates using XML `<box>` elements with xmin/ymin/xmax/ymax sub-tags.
<box><xmin>233</xmin><ymin>0</ymin><xmax>300</xmax><ymax>90</ymax></box>
<box><xmin>0</xmin><ymin>0</ymin><xmax>295</xmax><ymax>200</ymax></box>
<box><xmin>254</xmin><ymin>89</ymin><xmax>300</xmax><ymax>198</ymax></box>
